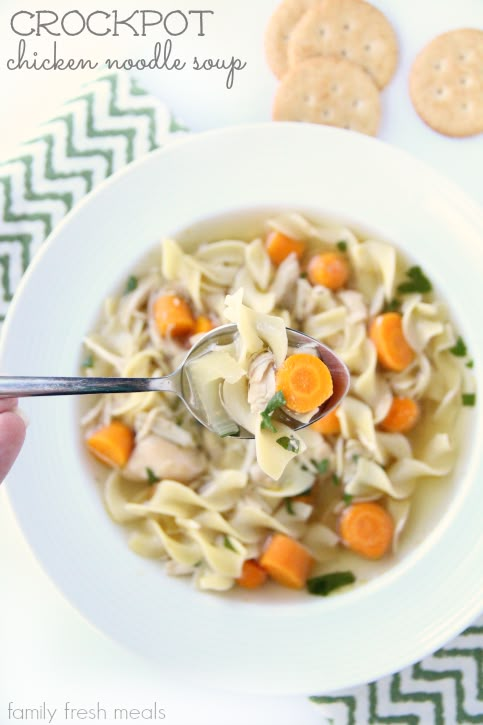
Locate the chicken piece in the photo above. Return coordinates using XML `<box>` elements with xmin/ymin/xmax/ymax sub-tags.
<box><xmin>123</xmin><ymin>434</ymin><xmax>205</xmax><ymax>484</ymax></box>
<box><xmin>247</xmin><ymin>351</ymin><xmax>276</xmax><ymax>413</ymax></box>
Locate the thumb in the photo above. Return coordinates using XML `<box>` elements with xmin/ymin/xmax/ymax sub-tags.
<box><xmin>0</xmin><ymin>411</ymin><xmax>27</xmax><ymax>483</ymax></box>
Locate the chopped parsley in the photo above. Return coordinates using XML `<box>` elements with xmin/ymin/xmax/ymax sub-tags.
<box><xmin>332</xmin><ymin>473</ymin><xmax>341</xmax><ymax>486</ymax></box>
<box><xmin>466</xmin><ymin>360</ymin><xmax>474</xmax><ymax>369</ymax></box>
<box><xmin>285</xmin><ymin>498</ymin><xmax>295</xmax><ymax>515</ymax></box>
<box><xmin>276</xmin><ymin>435</ymin><xmax>300</xmax><ymax>453</ymax></box>
<box><xmin>462</xmin><ymin>393</ymin><xmax>476</xmax><ymax>407</ymax></box>
<box><xmin>343</xmin><ymin>493</ymin><xmax>353</xmax><ymax>506</ymax></box>
<box><xmin>223</xmin><ymin>536</ymin><xmax>237</xmax><ymax>552</ymax></box>
<box><xmin>301</xmin><ymin>464</ymin><xmax>309</xmax><ymax>472</ymax></box>
<box><xmin>397</xmin><ymin>266</ymin><xmax>432</xmax><ymax>294</ymax></box>
<box><xmin>311</xmin><ymin>458</ymin><xmax>329</xmax><ymax>475</ymax></box>
<box><xmin>352</xmin><ymin>454</ymin><xmax>360</xmax><ymax>463</ymax></box>
<box><xmin>146</xmin><ymin>467</ymin><xmax>160</xmax><ymax>485</ymax></box>
<box><xmin>336</xmin><ymin>240</ymin><xmax>348</xmax><ymax>252</ymax></box>
<box><xmin>124</xmin><ymin>275</ymin><xmax>138</xmax><ymax>294</ymax></box>
<box><xmin>82</xmin><ymin>354</ymin><xmax>94</xmax><ymax>368</ymax></box>
<box><xmin>307</xmin><ymin>571</ymin><xmax>355</xmax><ymax>596</ymax></box>
<box><xmin>383</xmin><ymin>298</ymin><xmax>401</xmax><ymax>313</ymax></box>
<box><xmin>260</xmin><ymin>391</ymin><xmax>287</xmax><ymax>432</ymax></box>
<box><xmin>449</xmin><ymin>337</ymin><xmax>467</xmax><ymax>357</ymax></box>
<box><xmin>300</xmin><ymin>272</ymin><xmax>308</xmax><ymax>279</ymax></box>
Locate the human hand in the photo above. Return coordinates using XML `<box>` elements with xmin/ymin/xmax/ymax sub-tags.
<box><xmin>0</xmin><ymin>399</ymin><xmax>26</xmax><ymax>483</ymax></box>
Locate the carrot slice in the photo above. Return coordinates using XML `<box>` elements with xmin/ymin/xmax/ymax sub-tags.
<box><xmin>276</xmin><ymin>353</ymin><xmax>333</xmax><ymax>414</ymax></box>
<box><xmin>87</xmin><ymin>421</ymin><xmax>134</xmax><ymax>468</ymax></box>
<box><xmin>193</xmin><ymin>315</ymin><xmax>214</xmax><ymax>335</ymax></box>
<box><xmin>266</xmin><ymin>231</ymin><xmax>305</xmax><ymax>266</ymax></box>
<box><xmin>307</xmin><ymin>252</ymin><xmax>350</xmax><ymax>290</ymax></box>
<box><xmin>236</xmin><ymin>559</ymin><xmax>268</xmax><ymax>589</ymax></box>
<box><xmin>339</xmin><ymin>502</ymin><xmax>394</xmax><ymax>560</ymax></box>
<box><xmin>311</xmin><ymin>406</ymin><xmax>341</xmax><ymax>435</ymax></box>
<box><xmin>259</xmin><ymin>533</ymin><xmax>314</xmax><ymax>589</ymax></box>
<box><xmin>153</xmin><ymin>294</ymin><xmax>195</xmax><ymax>338</ymax></box>
<box><xmin>369</xmin><ymin>312</ymin><xmax>415</xmax><ymax>371</ymax></box>
<box><xmin>380</xmin><ymin>397</ymin><xmax>420</xmax><ymax>433</ymax></box>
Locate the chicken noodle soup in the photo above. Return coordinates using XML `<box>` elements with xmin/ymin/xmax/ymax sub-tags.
<box><xmin>81</xmin><ymin>213</ymin><xmax>473</xmax><ymax>593</ymax></box>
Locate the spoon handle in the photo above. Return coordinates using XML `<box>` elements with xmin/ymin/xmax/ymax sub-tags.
<box><xmin>0</xmin><ymin>376</ymin><xmax>172</xmax><ymax>398</ymax></box>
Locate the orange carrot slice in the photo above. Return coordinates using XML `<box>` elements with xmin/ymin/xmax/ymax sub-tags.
<box><xmin>276</xmin><ymin>353</ymin><xmax>333</xmax><ymax>414</ymax></box>
<box><xmin>339</xmin><ymin>502</ymin><xmax>394</xmax><ymax>560</ymax></box>
<box><xmin>193</xmin><ymin>315</ymin><xmax>214</xmax><ymax>334</ymax></box>
<box><xmin>259</xmin><ymin>533</ymin><xmax>314</xmax><ymax>589</ymax></box>
<box><xmin>307</xmin><ymin>252</ymin><xmax>350</xmax><ymax>290</ymax></box>
<box><xmin>369</xmin><ymin>312</ymin><xmax>415</xmax><ymax>371</ymax></box>
<box><xmin>266</xmin><ymin>231</ymin><xmax>305</xmax><ymax>266</ymax></box>
<box><xmin>380</xmin><ymin>397</ymin><xmax>420</xmax><ymax>433</ymax></box>
<box><xmin>87</xmin><ymin>421</ymin><xmax>134</xmax><ymax>468</ymax></box>
<box><xmin>153</xmin><ymin>294</ymin><xmax>195</xmax><ymax>338</ymax></box>
<box><xmin>311</xmin><ymin>407</ymin><xmax>341</xmax><ymax>435</ymax></box>
<box><xmin>236</xmin><ymin>560</ymin><xmax>268</xmax><ymax>589</ymax></box>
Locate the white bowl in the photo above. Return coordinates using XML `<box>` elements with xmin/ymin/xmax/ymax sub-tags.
<box><xmin>1</xmin><ymin>124</ymin><xmax>482</xmax><ymax>695</ymax></box>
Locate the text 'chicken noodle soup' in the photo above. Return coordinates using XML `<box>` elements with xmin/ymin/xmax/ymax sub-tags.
<box><xmin>80</xmin><ymin>213</ymin><xmax>475</xmax><ymax>595</ymax></box>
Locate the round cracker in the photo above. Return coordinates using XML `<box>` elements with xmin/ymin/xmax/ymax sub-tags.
<box><xmin>288</xmin><ymin>0</ymin><xmax>398</xmax><ymax>89</ymax></box>
<box><xmin>410</xmin><ymin>29</ymin><xmax>483</xmax><ymax>137</ymax></box>
<box><xmin>265</xmin><ymin>0</ymin><xmax>319</xmax><ymax>78</ymax></box>
<box><xmin>272</xmin><ymin>56</ymin><xmax>381</xmax><ymax>136</ymax></box>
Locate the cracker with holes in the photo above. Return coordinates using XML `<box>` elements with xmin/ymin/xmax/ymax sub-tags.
<box><xmin>265</xmin><ymin>0</ymin><xmax>320</xmax><ymax>78</ymax></box>
<box><xmin>410</xmin><ymin>29</ymin><xmax>483</xmax><ymax>137</ymax></box>
<box><xmin>287</xmin><ymin>0</ymin><xmax>398</xmax><ymax>89</ymax></box>
<box><xmin>272</xmin><ymin>56</ymin><xmax>381</xmax><ymax>136</ymax></box>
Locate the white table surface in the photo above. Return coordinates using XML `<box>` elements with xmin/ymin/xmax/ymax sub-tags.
<box><xmin>0</xmin><ymin>1</ymin><xmax>482</xmax><ymax>723</ymax></box>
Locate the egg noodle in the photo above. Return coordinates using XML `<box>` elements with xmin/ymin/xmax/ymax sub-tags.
<box><xmin>80</xmin><ymin>213</ymin><xmax>469</xmax><ymax>592</ymax></box>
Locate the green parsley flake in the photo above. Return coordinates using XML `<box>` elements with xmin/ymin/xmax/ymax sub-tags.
<box><xmin>285</xmin><ymin>498</ymin><xmax>295</xmax><ymax>515</ymax></box>
<box><xmin>224</xmin><ymin>536</ymin><xmax>236</xmax><ymax>552</ymax></box>
<box><xmin>336</xmin><ymin>240</ymin><xmax>347</xmax><ymax>252</ymax></box>
<box><xmin>82</xmin><ymin>354</ymin><xmax>94</xmax><ymax>368</ymax></box>
<box><xmin>307</xmin><ymin>571</ymin><xmax>355</xmax><ymax>596</ymax></box>
<box><xmin>466</xmin><ymin>360</ymin><xmax>474</xmax><ymax>369</ymax></box>
<box><xmin>276</xmin><ymin>435</ymin><xmax>300</xmax><ymax>453</ymax></box>
<box><xmin>343</xmin><ymin>493</ymin><xmax>353</xmax><ymax>505</ymax></box>
<box><xmin>462</xmin><ymin>393</ymin><xmax>476</xmax><ymax>407</ymax></box>
<box><xmin>449</xmin><ymin>337</ymin><xmax>467</xmax><ymax>357</ymax></box>
<box><xmin>332</xmin><ymin>473</ymin><xmax>341</xmax><ymax>486</ymax></box>
<box><xmin>146</xmin><ymin>467</ymin><xmax>160</xmax><ymax>485</ymax></box>
<box><xmin>383</xmin><ymin>298</ymin><xmax>401</xmax><ymax>313</ymax></box>
<box><xmin>260</xmin><ymin>391</ymin><xmax>287</xmax><ymax>432</ymax></box>
<box><xmin>397</xmin><ymin>266</ymin><xmax>432</xmax><ymax>294</ymax></box>
<box><xmin>124</xmin><ymin>275</ymin><xmax>138</xmax><ymax>294</ymax></box>
<box><xmin>311</xmin><ymin>458</ymin><xmax>329</xmax><ymax>474</ymax></box>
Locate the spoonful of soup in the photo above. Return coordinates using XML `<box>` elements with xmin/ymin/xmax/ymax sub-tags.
<box><xmin>0</xmin><ymin>325</ymin><xmax>349</xmax><ymax>440</ymax></box>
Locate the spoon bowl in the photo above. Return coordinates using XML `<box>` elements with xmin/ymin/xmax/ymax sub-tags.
<box><xmin>0</xmin><ymin>324</ymin><xmax>350</xmax><ymax>438</ymax></box>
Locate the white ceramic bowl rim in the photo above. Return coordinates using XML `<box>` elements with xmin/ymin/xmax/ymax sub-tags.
<box><xmin>1</xmin><ymin>123</ymin><xmax>483</xmax><ymax>695</ymax></box>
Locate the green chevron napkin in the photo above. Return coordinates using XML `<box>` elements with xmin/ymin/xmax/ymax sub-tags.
<box><xmin>0</xmin><ymin>71</ymin><xmax>185</xmax><ymax>326</ymax></box>
<box><xmin>0</xmin><ymin>72</ymin><xmax>482</xmax><ymax>725</ymax></box>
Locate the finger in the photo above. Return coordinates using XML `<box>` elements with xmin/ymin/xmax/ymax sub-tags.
<box><xmin>0</xmin><ymin>411</ymin><xmax>27</xmax><ymax>483</ymax></box>
<box><xmin>0</xmin><ymin>397</ymin><xmax>19</xmax><ymax>414</ymax></box>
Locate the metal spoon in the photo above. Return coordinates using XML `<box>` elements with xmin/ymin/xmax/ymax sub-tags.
<box><xmin>0</xmin><ymin>324</ymin><xmax>350</xmax><ymax>438</ymax></box>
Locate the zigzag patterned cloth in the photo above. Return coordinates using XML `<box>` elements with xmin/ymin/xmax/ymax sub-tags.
<box><xmin>0</xmin><ymin>72</ymin><xmax>482</xmax><ymax>725</ymax></box>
